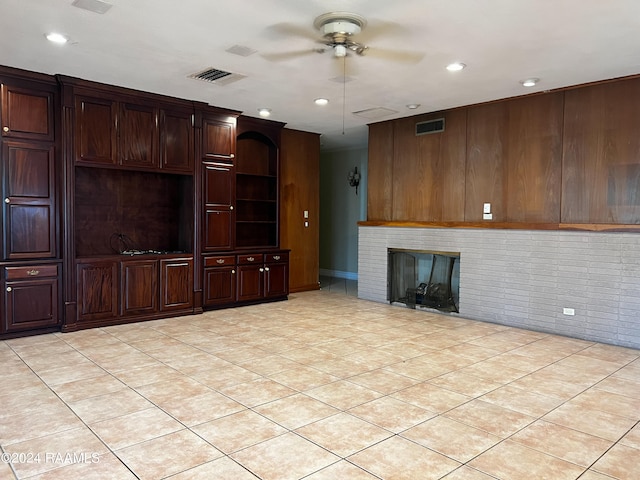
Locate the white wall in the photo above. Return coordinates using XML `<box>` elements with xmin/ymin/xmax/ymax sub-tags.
<box><xmin>359</xmin><ymin>226</ymin><xmax>640</xmax><ymax>349</ymax></box>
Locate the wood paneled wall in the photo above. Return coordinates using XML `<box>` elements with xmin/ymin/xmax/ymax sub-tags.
<box><xmin>466</xmin><ymin>93</ymin><xmax>563</xmax><ymax>222</ymax></box>
<box><xmin>393</xmin><ymin>110</ymin><xmax>467</xmax><ymax>222</ymax></box>
<box><xmin>562</xmin><ymin>79</ymin><xmax>640</xmax><ymax>224</ymax></box>
<box><xmin>280</xmin><ymin>128</ymin><xmax>320</xmax><ymax>292</ymax></box>
<box><xmin>367</xmin><ymin>122</ymin><xmax>394</xmax><ymax>221</ymax></box>
<box><xmin>367</xmin><ymin>75</ymin><xmax>640</xmax><ymax>228</ymax></box>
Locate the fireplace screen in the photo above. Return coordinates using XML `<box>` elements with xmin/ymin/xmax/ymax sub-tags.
<box><xmin>387</xmin><ymin>249</ymin><xmax>460</xmax><ymax>313</ymax></box>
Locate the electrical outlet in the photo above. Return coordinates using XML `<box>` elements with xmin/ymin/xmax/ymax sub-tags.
<box><xmin>483</xmin><ymin>203</ymin><xmax>491</xmax><ymax>214</ymax></box>
<box><xmin>482</xmin><ymin>213</ymin><xmax>493</xmax><ymax>220</ymax></box>
<box><xmin>563</xmin><ymin>307</ymin><xmax>575</xmax><ymax>316</ymax></box>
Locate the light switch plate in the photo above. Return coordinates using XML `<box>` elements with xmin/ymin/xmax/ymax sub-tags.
<box><xmin>483</xmin><ymin>203</ymin><xmax>491</xmax><ymax>214</ymax></box>
<box><xmin>304</xmin><ymin>210</ymin><xmax>309</xmax><ymax>218</ymax></box>
<box><xmin>483</xmin><ymin>213</ymin><xmax>493</xmax><ymax>220</ymax></box>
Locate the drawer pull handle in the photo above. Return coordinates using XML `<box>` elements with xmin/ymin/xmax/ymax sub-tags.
<box><xmin>26</xmin><ymin>269</ymin><xmax>40</xmax><ymax>276</ymax></box>
<box><xmin>4</xmin><ymin>198</ymin><xmax>9</xmax><ymax>204</ymax></box>
<box><xmin>230</xmin><ymin>205</ymin><xmax>234</xmax><ymax>210</ymax></box>
<box><xmin>232</xmin><ymin>269</ymin><xmax>236</xmax><ymax>274</ymax></box>
<box><xmin>2</xmin><ymin>126</ymin><xmax>8</xmax><ymax>133</ymax></box>
<box><xmin>247</xmin><ymin>256</ymin><xmax>255</xmax><ymax>262</ymax></box>
<box><xmin>216</xmin><ymin>259</ymin><xmax>225</xmax><ymax>264</ymax></box>
<box><xmin>265</xmin><ymin>267</ymin><xmax>270</xmax><ymax>272</ymax></box>
<box><xmin>273</xmin><ymin>255</ymin><xmax>280</xmax><ymax>260</ymax></box>
<box><xmin>259</xmin><ymin>267</ymin><xmax>264</xmax><ymax>272</ymax></box>
<box><xmin>6</xmin><ymin>287</ymin><xmax>11</xmax><ymax>292</ymax></box>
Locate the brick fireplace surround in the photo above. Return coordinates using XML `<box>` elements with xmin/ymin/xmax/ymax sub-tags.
<box><xmin>358</xmin><ymin>226</ymin><xmax>640</xmax><ymax>350</ymax></box>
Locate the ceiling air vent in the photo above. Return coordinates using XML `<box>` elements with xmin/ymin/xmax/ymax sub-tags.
<box><xmin>416</xmin><ymin>118</ymin><xmax>445</xmax><ymax>135</ymax></box>
<box><xmin>188</xmin><ymin>68</ymin><xmax>246</xmax><ymax>86</ymax></box>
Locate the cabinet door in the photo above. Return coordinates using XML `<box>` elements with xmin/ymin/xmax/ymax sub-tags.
<box><xmin>77</xmin><ymin>261</ymin><xmax>118</xmax><ymax>322</ymax></box>
<box><xmin>204</xmin><ymin>162</ymin><xmax>234</xmax><ymax>205</ymax></box>
<box><xmin>3</xmin><ymin>277</ymin><xmax>58</xmax><ymax>332</ymax></box>
<box><xmin>203</xmin><ymin>118</ymin><xmax>235</xmax><ymax>161</ymax></box>
<box><xmin>161</xmin><ymin>108</ymin><xmax>193</xmax><ymax>173</ymax></box>
<box><xmin>265</xmin><ymin>259</ymin><xmax>289</xmax><ymax>299</ymax></box>
<box><xmin>119</xmin><ymin>102</ymin><xmax>158</xmax><ymax>169</ymax></box>
<box><xmin>203</xmin><ymin>163</ymin><xmax>234</xmax><ymax>251</ymax></box>
<box><xmin>121</xmin><ymin>260</ymin><xmax>158</xmax><ymax>315</ymax></box>
<box><xmin>1</xmin><ymin>83</ymin><xmax>54</xmax><ymax>142</ymax></box>
<box><xmin>204</xmin><ymin>266</ymin><xmax>236</xmax><ymax>306</ymax></box>
<box><xmin>75</xmin><ymin>95</ymin><xmax>118</xmax><ymax>165</ymax></box>
<box><xmin>204</xmin><ymin>209</ymin><xmax>234</xmax><ymax>251</ymax></box>
<box><xmin>2</xmin><ymin>142</ymin><xmax>56</xmax><ymax>259</ymax></box>
<box><xmin>160</xmin><ymin>258</ymin><xmax>193</xmax><ymax>311</ymax></box>
<box><xmin>237</xmin><ymin>264</ymin><xmax>263</xmax><ymax>302</ymax></box>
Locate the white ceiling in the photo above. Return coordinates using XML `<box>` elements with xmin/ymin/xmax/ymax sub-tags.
<box><xmin>2</xmin><ymin>0</ymin><xmax>640</xmax><ymax>151</ymax></box>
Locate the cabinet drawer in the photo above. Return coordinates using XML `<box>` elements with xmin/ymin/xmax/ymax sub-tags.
<box><xmin>237</xmin><ymin>254</ymin><xmax>264</xmax><ymax>265</ymax></box>
<box><xmin>265</xmin><ymin>252</ymin><xmax>288</xmax><ymax>263</ymax></box>
<box><xmin>5</xmin><ymin>264</ymin><xmax>58</xmax><ymax>280</ymax></box>
<box><xmin>204</xmin><ymin>255</ymin><xmax>236</xmax><ymax>267</ymax></box>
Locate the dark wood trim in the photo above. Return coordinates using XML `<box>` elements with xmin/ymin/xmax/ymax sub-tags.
<box><xmin>358</xmin><ymin>221</ymin><xmax>640</xmax><ymax>233</ymax></box>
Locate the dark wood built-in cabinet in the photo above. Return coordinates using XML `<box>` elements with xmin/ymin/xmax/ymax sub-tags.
<box><xmin>0</xmin><ymin>65</ymin><xmax>303</xmax><ymax>337</ymax></box>
<box><xmin>73</xmin><ymin>88</ymin><xmax>194</xmax><ymax>174</ymax></box>
<box><xmin>75</xmin><ymin>255</ymin><xmax>193</xmax><ymax>328</ymax></box>
<box><xmin>3</xmin><ymin>263</ymin><xmax>59</xmax><ymax>334</ymax></box>
<box><xmin>59</xmin><ymin>76</ymin><xmax>199</xmax><ymax>331</ymax></box>
<box><xmin>201</xmin><ymin>115</ymin><xmax>290</xmax><ymax>308</ymax></box>
<box><xmin>0</xmin><ymin>68</ymin><xmax>61</xmax><ymax>337</ymax></box>
<box><xmin>203</xmin><ymin>161</ymin><xmax>235</xmax><ymax>251</ymax></box>
<box><xmin>203</xmin><ymin>255</ymin><xmax>236</xmax><ymax>306</ymax></box>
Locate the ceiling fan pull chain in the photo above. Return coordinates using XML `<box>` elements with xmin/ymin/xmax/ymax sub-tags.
<box><xmin>342</xmin><ymin>54</ymin><xmax>346</xmax><ymax>135</ymax></box>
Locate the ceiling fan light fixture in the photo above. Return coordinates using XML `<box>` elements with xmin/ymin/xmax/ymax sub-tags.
<box><xmin>406</xmin><ymin>104</ymin><xmax>420</xmax><ymax>110</ymax></box>
<box><xmin>258</xmin><ymin>108</ymin><xmax>271</xmax><ymax>117</ymax></box>
<box><xmin>446</xmin><ymin>62</ymin><xmax>466</xmax><ymax>72</ymax></box>
<box><xmin>314</xmin><ymin>98</ymin><xmax>329</xmax><ymax>106</ymax></box>
<box><xmin>521</xmin><ymin>77</ymin><xmax>540</xmax><ymax>87</ymax></box>
<box><xmin>334</xmin><ymin>44</ymin><xmax>347</xmax><ymax>57</ymax></box>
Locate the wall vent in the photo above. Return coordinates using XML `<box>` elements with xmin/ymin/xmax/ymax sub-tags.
<box><xmin>188</xmin><ymin>68</ymin><xmax>246</xmax><ymax>86</ymax></box>
<box><xmin>416</xmin><ymin>118</ymin><xmax>445</xmax><ymax>135</ymax></box>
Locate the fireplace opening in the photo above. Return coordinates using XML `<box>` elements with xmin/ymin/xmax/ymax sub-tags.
<box><xmin>387</xmin><ymin>248</ymin><xmax>460</xmax><ymax>313</ymax></box>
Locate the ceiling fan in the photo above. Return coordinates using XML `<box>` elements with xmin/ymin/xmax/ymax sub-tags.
<box><xmin>313</xmin><ymin>12</ymin><xmax>369</xmax><ymax>58</ymax></box>
<box><xmin>262</xmin><ymin>12</ymin><xmax>424</xmax><ymax>63</ymax></box>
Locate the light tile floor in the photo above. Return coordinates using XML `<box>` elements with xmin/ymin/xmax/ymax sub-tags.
<box><xmin>1</xmin><ymin>289</ymin><xmax>639</xmax><ymax>479</ymax></box>
<box><xmin>319</xmin><ymin>275</ymin><xmax>358</xmax><ymax>297</ymax></box>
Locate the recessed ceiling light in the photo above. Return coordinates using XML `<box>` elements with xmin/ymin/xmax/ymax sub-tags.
<box><xmin>446</xmin><ymin>62</ymin><xmax>466</xmax><ymax>72</ymax></box>
<box><xmin>258</xmin><ymin>108</ymin><xmax>271</xmax><ymax>117</ymax></box>
<box><xmin>521</xmin><ymin>78</ymin><xmax>540</xmax><ymax>87</ymax></box>
<box><xmin>406</xmin><ymin>104</ymin><xmax>420</xmax><ymax>110</ymax></box>
<box><xmin>45</xmin><ymin>32</ymin><xmax>69</xmax><ymax>44</ymax></box>
<box><xmin>314</xmin><ymin>98</ymin><xmax>329</xmax><ymax>106</ymax></box>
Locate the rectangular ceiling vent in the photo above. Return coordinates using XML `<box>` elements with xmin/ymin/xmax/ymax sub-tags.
<box><xmin>352</xmin><ymin>107</ymin><xmax>398</xmax><ymax>120</ymax></box>
<box><xmin>416</xmin><ymin>118</ymin><xmax>445</xmax><ymax>135</ymax></box>
<box><xmin>189</xmin><ymin>68</ymin><xmax>246</xmax><ymax>86</ymax></box>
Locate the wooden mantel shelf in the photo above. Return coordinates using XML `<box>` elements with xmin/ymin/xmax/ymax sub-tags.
<box><xmin>358</xmin><ymin>221</ymin><xmax>640</xmax><ymax>233</ymax></box>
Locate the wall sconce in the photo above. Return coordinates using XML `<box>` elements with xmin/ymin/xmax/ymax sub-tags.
<box><xmin>348</xmin><ymin>166</ymin><xmax>361</xmax><ymax>195</ymax></box>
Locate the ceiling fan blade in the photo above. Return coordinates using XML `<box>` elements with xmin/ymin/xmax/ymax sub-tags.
<box><xmin>264</xmin><ymin>22</ymin><xmax>319</xmax><ymax>42</ymax></box>
<box><xmin>356</xmin><ymin>19</ymin><xmax>408</xmax><ymax>43</ymax></box>
<box><xmin>261</xmin><ymin>48</ymin><xmax>325</xmax><ymax>62</ymax></box>
<box><xmin>362</xmin><ymin>46</ymin><xmax>424</xmax><ymax>64</ymax></box>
